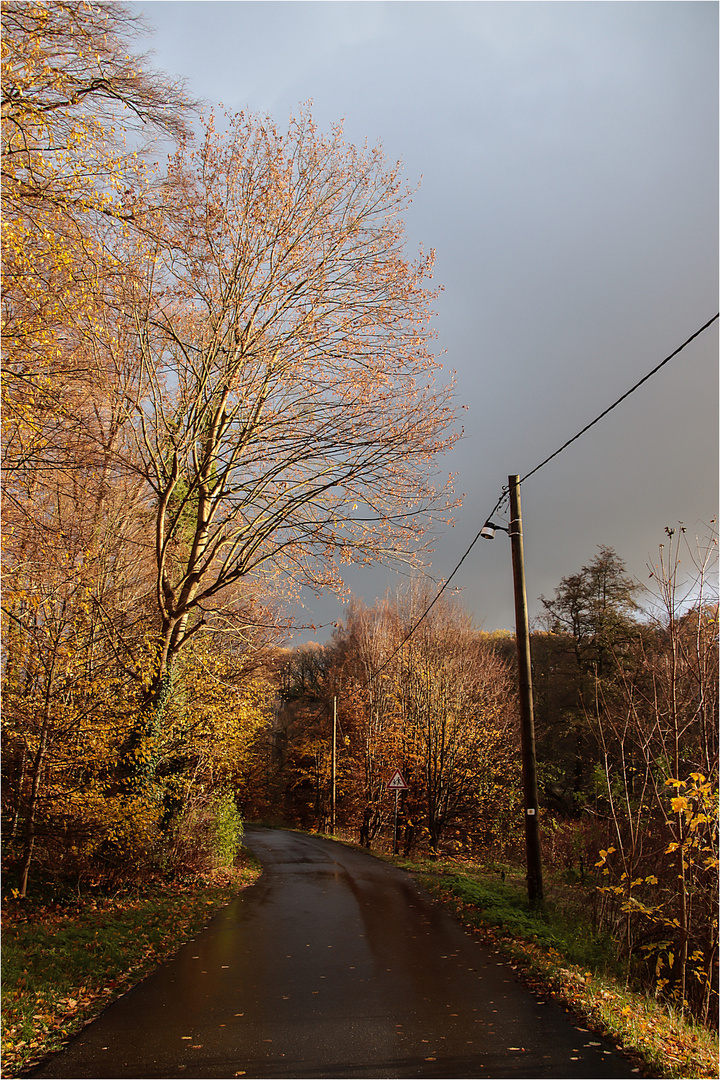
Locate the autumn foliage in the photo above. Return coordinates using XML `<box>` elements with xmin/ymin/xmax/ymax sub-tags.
<box><xmin>246</xmin><ymin>589</ymin><xmax>522</xmax><ymax>858</ymax></box>
<box><xmin>2</xmin><ymin>1</ymin><xmax>716</xmax><ymax>1039</ymax></box>
<box><xmin>533</xmin><ymin>532</ymin><xmax>718</xmax><ymax>1025</ymax></box>
<box><xmin>1</xmin><ymin>2</ymin><xmax>458</xmax><ymax>899</ymax></box>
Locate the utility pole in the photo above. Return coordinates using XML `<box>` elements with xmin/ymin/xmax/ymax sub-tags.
<box><xmin>508</xmin><ymin>474</ymin><xmax>544</xmax><ymax>908</ymax></box>
<box><xmin>331</xmin><ymin>695</ymin><xmax>337</xmax><ymax>834</ymax></box>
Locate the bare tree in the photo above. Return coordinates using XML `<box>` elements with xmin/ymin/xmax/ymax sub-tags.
<box><xmin>118</xmin><ymin>110</ymin><xmax>459</xmax><ymax>709</ymax></box>
<box><xmin>593</xmin><ymin>524</ymin><xmax>718</xmax><ymax>1021</ymax></box>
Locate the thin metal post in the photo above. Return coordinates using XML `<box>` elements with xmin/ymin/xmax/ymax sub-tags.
<box><xmin>331</xmin><ymin>696</ymin><xmax>337</xmax><ymax>834</ymax></box>
<box><xmin>508</xmin><ymin>475</ymin><xmax>544</xmax><ymax>908</ymax></box>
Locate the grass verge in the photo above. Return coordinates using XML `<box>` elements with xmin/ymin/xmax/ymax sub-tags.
<box><xmin>1</xmin><ymin>854</ymin><xmax>261</xmax><ymax>1079</ymax></box>
<box><xmin>389</xmin><ymin>855</ymin><xmax>717</xmax><ymax>1080</ymax></box>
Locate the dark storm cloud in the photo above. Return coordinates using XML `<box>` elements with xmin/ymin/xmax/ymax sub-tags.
<box><xmin>135</xmin><ymin>1</ymin><xmax>718</xmax><ymax>636</ymax></box>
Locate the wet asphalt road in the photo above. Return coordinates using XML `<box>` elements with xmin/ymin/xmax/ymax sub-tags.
<box><xmin>28</xmin><ymin>826</ymin><xmax>645</xmax><ymax>1079</ymax></box>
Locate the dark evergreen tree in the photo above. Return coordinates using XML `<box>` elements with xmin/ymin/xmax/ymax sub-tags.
<box><xmin>534</xmin><ymin>546</ymin><xmax>642</xmax><ymax>811</ymax></box>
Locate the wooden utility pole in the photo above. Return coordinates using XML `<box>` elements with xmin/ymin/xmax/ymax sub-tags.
<box><xmin>508</xmin><ymin>475</ymin><xmax>544</xmax><ymax>908</ymax></box>
<box><xmin>331</xmin><ymin>696</ymin><xmax>337</xmax><ymax>834</ymax></box>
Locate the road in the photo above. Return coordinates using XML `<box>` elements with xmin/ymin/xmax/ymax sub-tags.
<box><xmin>28</xmin><ymin>826</ymin><xmax>646</xmax><ymax>1079</ymax></box>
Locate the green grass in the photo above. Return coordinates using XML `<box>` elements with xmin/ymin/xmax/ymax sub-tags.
<box><xmin>441</xmin><ymin>867</ymin><xmax>620</xmax><ymax>972</ymax></box>
<box><xmin>1</xmin><ymin>857</ymin><xmax>261</xmax><ymax>1078</ymax></box>
<box><xmin>389</xmin><ymin>855</ymin><xmax>718</xmax><ymax>1080</ymax></box>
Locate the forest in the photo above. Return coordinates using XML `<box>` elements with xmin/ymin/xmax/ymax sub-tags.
<box><xmin>2</xmin><ymin>0</ymin><xmax>717</xmax><ymax>1032</ymax></box>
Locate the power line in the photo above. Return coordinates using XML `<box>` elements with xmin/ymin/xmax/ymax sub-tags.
<box><xmin>520</xmin><ymin>313</ymin><xmax>718</xmax><ymax>484</ymax></box>
<box><xmin>365</xmin><ymin>489</ymin><xmax>508</xmax><ymax>684</ymax></box>
<box><xmin>362</xmin><ymin>312</ymin><xmax>719</xmax><ymax>684</ymax></box>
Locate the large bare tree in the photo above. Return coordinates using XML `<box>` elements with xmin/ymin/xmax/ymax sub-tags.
<box><xmin>118</xmin><ymin>111</ymin><xmax>460</xmax><ymax>706</ymax></box>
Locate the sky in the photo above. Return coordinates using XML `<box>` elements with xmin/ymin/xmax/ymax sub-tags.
<box><xmin>133</xmin><ymin>0</ymin><xmax>718</xmax><ymax>640</ymax></box>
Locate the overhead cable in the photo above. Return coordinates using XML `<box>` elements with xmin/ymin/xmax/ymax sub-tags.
<box><xmin>520</xmin><ymin>313</ymin><xmax>719</xmax><ymax>484</ymax></box>
<box><xmin>362</xmin><ymin>312</ymin><xmax>719</xmax><ymax>684</ymax></box>
<box><xmin>364</xmin><ymin>489</ymin><xmax>509</xmax><ymax>684</ymax></box>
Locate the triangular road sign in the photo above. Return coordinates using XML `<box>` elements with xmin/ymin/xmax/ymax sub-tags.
<box><xmin>387</xmin><ymin>769</ymin><xmax>408</xmax><ymax>790</ymax></box>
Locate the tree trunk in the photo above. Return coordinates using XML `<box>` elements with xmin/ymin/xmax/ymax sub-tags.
<box><xmin>18</xmin><ymin>712</ymin><xmax>51</xmax><ymax>897</ymax></box>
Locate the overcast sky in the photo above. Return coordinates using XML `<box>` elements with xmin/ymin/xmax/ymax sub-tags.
<box><xmin>134</xmin><ymin>0</ymin><xmax>718</xmax><ymax>641</ymax></box>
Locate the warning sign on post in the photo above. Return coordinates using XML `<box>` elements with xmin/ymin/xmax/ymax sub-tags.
<box><xmin>387</xmin><ymin>769</ymin><xmax>408</xmax><ymax>791</ymax></box>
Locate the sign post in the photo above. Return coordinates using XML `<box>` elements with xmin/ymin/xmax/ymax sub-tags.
<box><xmin>387</xmin><ymin>769</ymin><xmax>408</xmax><ymax>855</ymax></box>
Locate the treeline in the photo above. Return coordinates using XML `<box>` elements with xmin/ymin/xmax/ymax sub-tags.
<box><xmin>1</xmin><ymin>3</ymin><xmax>456</xmax><ymax>896</ymax></box>
<box><xmin>247</xmin><ymin>539</ymin><xmax>718</xmax><ymax>1024</ymax></box>
<box><xmin>247</xmin><ymin>589</ymin><xmax>522</xmax><ymax>856</ymax></box>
